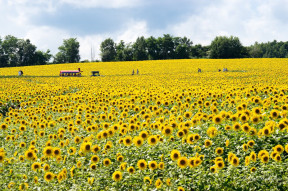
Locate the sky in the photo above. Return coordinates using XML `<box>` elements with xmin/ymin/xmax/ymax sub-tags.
<box><xmin>1</xmin><ymin>0</ymin><xmax>288</xmax><ymax>60</ymax></box>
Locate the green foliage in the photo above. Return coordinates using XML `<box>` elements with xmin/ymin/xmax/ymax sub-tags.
<box><xmin>100</xmin><ymin>38</ymin><xmax>117</xmax><ymax>62</ymax></box>
<box><xmin>248</xmin><ymin>40</ymin><xmax>288</xmax><ymax>58</ymax></box>
<box><xmin>0</xmin><ymin>35</ymin><xmax>51</xmax><ymax>67</ymax></box>
<box><xmin>209</xmin><ymin>36</ymin><xmax>247</xmax><ymax>59</ymax></box>
<box><xmin>54</xmin><ymin>38</ymin><xmax>80</xmax><ymax>64</ymax></box>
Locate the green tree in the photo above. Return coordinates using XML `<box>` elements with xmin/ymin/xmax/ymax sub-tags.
<box><xmin>133</xmin><ymin>36</ymin><xmax>148</xmax><ymax>61</ymax></box>
<box><xmin>0</xmin><ymin>37</ymin><xmax>8</xmax><ymax>67</ymax></box>
<box><xmin>33</xmin><ymin>50</ymin><xmax>52</xmax><ymax>65</ymax></box>
<box><xmin>209</xmin><ymin>36</ymin><xmax>246</xmax><ymax>58</ymax></box>
<box><xmin>123</xmin><ymin>43</ymin><xmax>133</xmax><ymax>61</ymax></box>
<box><xmin>146</xmin><ymin>36</ymin><xmax>160</xmax><ymax>60</ymax></box>
<box><xmin>2</xmin><ymin>35</ymin><xmax>19</xmax><ymax>67</ymax></box>
<box><xmin>17</xmin><ymin>39</ymin><xmax>37</xmax><ymax>66</ymax></box>
<box><xmin>174</xmin><ymin>36</ymin><xmax>193</xmax><ymax>59</ymax></box>
<box><xmin>100</xmin><ymin>38</ymin><xmax>116</xmax><ymax>62</ymax></box>
<box><xmin>54</xmin><ymin>38</ymin><xmax>80</xmax><ymax>63</ymax></box>
<box><xmin>116</xmin><ymin>40</ymin><xmax>125</xmax><ymax>61</ymax></box>
<box><xmin>158</xmin><ymin>34</ymin><xmax>174</xmax><ymax>59</ymax></box>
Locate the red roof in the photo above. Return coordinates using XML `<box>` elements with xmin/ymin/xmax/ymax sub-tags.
<box><xmin>60</xmin><ymin>70</ymin><xmax>81</xmax><ymax>73</ymax></box>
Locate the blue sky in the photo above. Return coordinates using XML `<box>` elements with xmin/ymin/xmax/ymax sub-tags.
<box><xmin>1</xmin><ymin>0</ymin><xmax>288</xmax><ymax>60</ymax></box>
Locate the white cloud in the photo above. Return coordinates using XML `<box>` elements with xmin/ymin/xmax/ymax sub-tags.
<box><xmin>169</xmin><ymin>0</ymin><xmax>288</xmax><ymax>46</ymax></box>
<box><xmin>116</xmin><ymin>20</ymin><xmax>149</xmax><ymax>43</ymax></box>
<box><xmin>78</xmin><ymin>19</ymin><xmax>149</xmax><ymax>60</ymax></box>
<box><xmin>59</xmin><ymin>0</ymin><xmax>143</xmax><ymax>8</ymax></box>
<box><xmin>25</xmin><ymin>26</ymin><xmax>70</xmax><ymax>54</ymax></box>
<box><xmin>1</xmin><ymin>0</ymin><xmax>288</xmax><ymax>62</ymax></box>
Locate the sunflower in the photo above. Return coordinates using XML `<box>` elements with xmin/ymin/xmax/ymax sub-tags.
<box><xmin>133</xmin><ymin>136</ymin><xmax>144</xmax><ymax>147</ymax></box>
<box><xmin>215</xmin><ymin>147</ymin><xmax>224</xmax><ymax>155</ymax></box>
<box><xmin>0</xmin><ymin>152</ymin><xmax>5</xmax><ymax>163</ymax></box>
<box><xmin>44</xmin><ymin>172</ymin><xmax>54</xmax><ymax>182</ymax></box>
<box><xmin>159</xmin><ymin>162</ymin><xmax>164</xmax><ymax>170</ymax></box>
<box><xmin>127</xmin><ymin>166</ymin><xmax>135</xmax><ymax>174</ymax></box>
<box><xmin>0</xmin><ymin>123</ymin><xmax>8</xmax><ymax>130</ymax></box>
<box><xmin>170</xmin><ymin>150</ymin><xmax>181</xmax><ymax>161</ymax></box>
<box><xmin>111</xmin><ymin>171</ymin><xmax>122</xmax><ymax>182</ymax></box>
<box><xmin>25</xmin><ymin>150</ymin><xmax>36</xmax><ymax>160</ymax></box>
<box><xmin>177</xmin><ymin>130</ymin><xmax>185</xmax><ymax>138</ymax></box>
<box><xmin>92</xmin><ymin>145</ymin><xmax>101</xmax><ymax>153</ymax></box>
<box><xmin>144</xmin><ymin>176</ymin><xmax>152</xmax><ymax>185</ymax></box>
<box><xmin>270</xmin><ymin>109</ymin><xmax>279</xmax><ymax>119</ymax></box>
<box><xmin>103</xmin><ymin>158</ymin><xmax>111</xmax><ymax>167</ymax></box>
<box><xmin>81</xmin><ymin>142</ymin><xmax>92</xmax><ymax>153</ymax></box>
<box><xmin>261</xmin><ymin>154</ymin><xmax>269</xmax><ymax>163</ymax></box>
<box><xmin>242</xmin><ymin>144</ymin><xmax>248</xmax><ymax>152</ymax></box>
<box><xmin>43</xmin><ymin>164</ymin><xmax>50</xmax><ymax>171</ymax></box>
<box><xmin>232</xmin><ymin>123</ymin><xmax>241</xmax><ymax>131</ymax></box>
<box><xmin>74</xmin><ymin>136</ymin><xmax>81</xmax><ymax>144</ymax></box>
<box><xmin>242</xmin><ymin>123</ymin><xmax>250</xmax><ymax>133</ymax></box>
<box><xmin>149</xmin><ymin>161</ymin><xmax>158</xmax><ymax>170</ymax></box>
<box><xmin>162</xmin><ymin>126</ymin><xmax>173</xmax><ymax>136</ymax></box>
<box><xmin>215</xmin><ymin>161</ymin><xmax>224</xmax><ymax>169</ymax></box>
<box><xmin>68</xmin><ymin>147</ymin><xmax>76</xmax><ymax>155</ymax></box>
<box><xmin>155</xmin><ymin>178</ymin><xmax>162</xmax><ymax>189</ymax></box>
<box><xmin>53</xmin><ymin>148</ymin><xmax>61</xmax><ymax>157</ymax></box>
<box><xmin>247</xmin><ymin>140</ymin><xmax>255</xmax><ymax>147</ymax></box>
<box><xmin>210</xmin><ymin>166</ymin><xmax>217</xmax><ymax>173</ymax></box>
<box><xmin>212</xmin><ymin>115</ymin><xmax>222</xmax><ymax>124</ymax></box>
<box><xmin>31</xmin><ymin>162</ymin><xmax>41</xmax><ymax>172</ymax></box>
<box><xmin>91</xmin><ymin>155</ymin><xmax>100</xmax><ymax>163</ymax></box>
<box><xmin>123</xmin><ymin>136</ymin><xmax>132</xmax><ymax>146</ymax></box>
<box><xmin>250</xmin><ymin>167</ymin><xmax>256</xmax><ymax>173</ymax></box>
<box><xmin>274</xmin><ymin>145</ymin><xmax>284</xmax><ymax>154</ymax></box>
<box><xmin>231</xmin><ymin>156</ymin><xmax>239</xmax><ymax>167</ymax></box>
<box><xmin>274</xmin><ymin>154</ymin><xmax>281</xmax><ymax>162</ymax></box>
<box><xmin>137</xmin><ymin>159</ymin><xmax>147</xmax><ymax>170</ymax></box>
<box><xmin>177</xmin><ymin>157</ymin><xmax>188</xmax><ymax>169</ymax></box>
<box><xmin>204</xmin><ymin>139</ymin><xmax>212</xmax><ymax>147</ymax></box>
<box><xmin>194</xmin><ymin>158</ymin><xmax>202</xmax><ymax>167</ymax></box>
<box><xmin>147</xmin><ymin>135</ymin><xmax>158</xmax><ymax>146</ymax></box>
<box><xmin>178</xmin><ymin>186</ymin><xmax>185</xmax><ymax>191</ymax></box>
<box><xmin>193</xmin><ymin>134</ymin><xmax>200</xmax><ymax>141</ymax></box>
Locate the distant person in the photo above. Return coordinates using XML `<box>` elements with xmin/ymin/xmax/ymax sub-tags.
<box><xmin>137</xmin><ymin>69</ymin><xmax>139</xmax><ymax>75</ymax></box>
<box><xmin>218</xmin><ymin>69</ymin><xmax>221</xmax><ymax>72</ymax></box>
<box><xmin>198</xmin><ymin>68</ymin><xmax>202</xmax><ymax>73</ymax></box>
<box><xmin>18</xmin><ymin>70</ymin><xmax>23</xmax><ymax>76</ymax></box>
<box><xmin>132</xmin><ymin>69</ymin><xmax>135</xmax><ymax>75</ymax></box>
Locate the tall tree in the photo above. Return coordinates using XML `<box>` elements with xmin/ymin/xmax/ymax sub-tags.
<box><xmin>100</xmin><ymin>38</ymin><xmax>116</xmax><ymax>62</ymax></box>
<box><xmin>2</xmin><ymin>35</ymin><xmax>19</xmax><ymax>67</ymax></box>
<box><xmin>54</xmin><ymin>38</ymin><xmax>80</xmax><ymax>63</ymax></box>
<box><xmin>17</xmin><ymin>39</ymin><xmax>37</xmax><ymax>66</ymax></box>
<box><xmin>158</xmin><ymin>34</ymin><xmax>174</xmax><ymax>59</ymax></box>
<box><xmin>209</xmin><ymin>36</ymin><xmax>246</xmax><ymax>58</ymax></box>
<box><xmin>146</xmin><ymin>36</ymin><xmax>160</xmax><ymax>60</ymax></box>
<box><xmin>133</xmin><ymin>36</ymin><xmax>148</xmax><ymax>61</ymax></box>
<box><xmin>116</xmin><ymin>40</ymin><xmax>125</xmax><ymax>61</ymax></box>
<box><xmin>174</xmin><ymin>36</ymin><xmax>193</xmax><ymax>59</ymax></box>
<box><xmin>0</xmin><ymin>37</ymin><xmax>8</xmax><ymax>67</ymax></box>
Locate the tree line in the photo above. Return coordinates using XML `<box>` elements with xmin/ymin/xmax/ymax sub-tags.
<box><xmin>100</xmin><ymin>35</ymin><xmax>288</xmax><ymax>61</ymax></box>
<box><xmin>0</xmin><ymin>36</ymin><xmax>80</xmax><ymax>68</ymax></box>
<box><xmin>1</xmin><ymin>34</ymin><xmax>288</xmax><ymax>68</ymax></box>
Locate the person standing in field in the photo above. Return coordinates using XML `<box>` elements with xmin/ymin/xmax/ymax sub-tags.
<box><xmin>18</xmin><ymin>70</ymin><xmax>23</xmax><ymax>76</ymax></box>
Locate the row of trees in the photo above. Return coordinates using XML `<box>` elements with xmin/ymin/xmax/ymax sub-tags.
<box><xmin>100</xmin><ymin>35</ymin><xmax>288</xmax><ymax>61</ymax></box>
<box><xmin>0</xmin><ymin>36</ymin><xmax>80</xmax><ymax>68</ymax></box>
<box><xmin>100</xmin><ymin>35</ymin><xmax>208</xmax><ymax>61</ymax></box>
<box><xmin>1</xmin><ymin>34</ymin><xmax>288</xmax><ymax>67</ymax></box>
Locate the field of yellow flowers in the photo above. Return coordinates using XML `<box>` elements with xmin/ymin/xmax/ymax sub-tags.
<box><xmin>1</xmin><ymin>58</ymin><xmax>288</xmax><ymax>190</ymax></box>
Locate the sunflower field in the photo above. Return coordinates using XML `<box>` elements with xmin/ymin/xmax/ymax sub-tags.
<box><xmin>1</xmin><ymin>58</ymin><xmax>288</xmax><ymax>190</ymax></box>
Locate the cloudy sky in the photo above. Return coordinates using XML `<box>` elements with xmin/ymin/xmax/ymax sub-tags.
<box><xmin>1</xmin><ymin>0</ymin><xmax>288</xmax><ymax>60</ymax></box>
